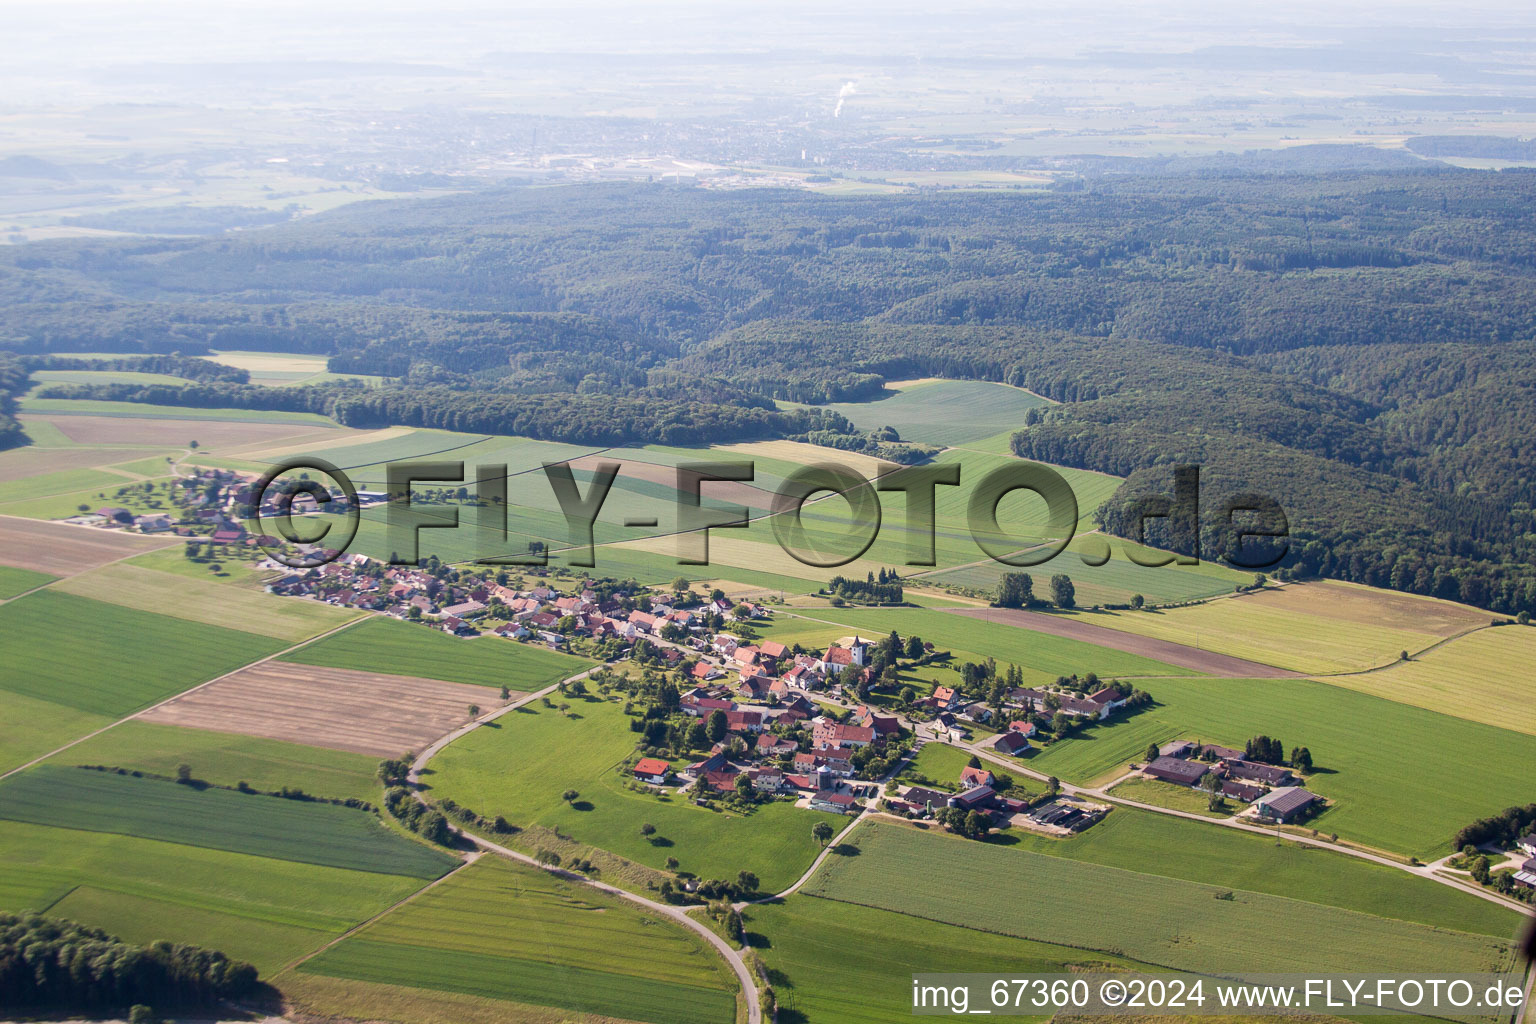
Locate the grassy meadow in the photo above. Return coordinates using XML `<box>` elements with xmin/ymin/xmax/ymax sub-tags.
<box><xmin>280</xmin><ymin>615</ymin><xmax>593</xmax><ymax>689</ymax></box>
<box><xmin>0</xmin><ymin>765</ymin><xmax>455</xmax><ymax>877</ymax></box>
<box><xmin>782</xmin><ymin>378</ymin><xmax>1052</xmax><ymax>447</ymax></box>
<box><xmin>1020</xmin><ymin>676</ymin><xmax>1536</xmax><ymax>859</ymax></box>
<box><xmin>427</xmin><ymin>697</ymin><xmax>841</xmax><ymax>892</ymax></box>
<box><xmin>804</xmin><ymin>822</ymin><xmax>1518</xmax><ymax>976</ymax></box>
<box><xmin>296</xmin><ymin>856</ymin><xmax>737</xmax><ymax>1024</ymax></box>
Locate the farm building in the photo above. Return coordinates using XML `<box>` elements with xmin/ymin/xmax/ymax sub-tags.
<box><xmin>1145</xmin><ymin>756</ymin><xmax>1210</xmax><ymax>786</ymax></box>
<box><xmin>1252</xmin><ymin>787</ymin><xmax>1320</xmax><ymax>824</ymax></box>
<box><xmin>810</xmin><ymin>791</ymin><xmax>859</xmax><ymax>814</ymax></box>
<box><xmin>994</xmin><ymin>730</ymin><xmax>1031</xmax><ymax>755</ymax></box>
<box><xmin>1220</xmin><ymin>780</ymin><xmax>1265</xmax><ymax>803</ymax></box>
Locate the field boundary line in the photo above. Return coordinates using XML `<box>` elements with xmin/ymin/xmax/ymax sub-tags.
<box><xmin>0</xmin><ymin>613</ymin><xmax>373</xmax><ymax>784</ymax></box>
<box><xmin>1313</xmin><ymin>622</ymin><xmax>1497</xmax><ymax>677</ymax></box>
<box><xmin>272</xmin><ymin>851</ymin><xmax>483</xmax><ymax>977</ymax></box>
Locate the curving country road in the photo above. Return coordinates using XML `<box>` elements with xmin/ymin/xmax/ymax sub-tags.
<box><xmin>408</xmin><ymin>665</ymin><xmax>763</xmax><ymax>1024</ymax></box>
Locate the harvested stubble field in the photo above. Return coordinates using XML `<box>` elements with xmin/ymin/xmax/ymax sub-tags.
<box><xmin>1322</xmin><ymin>624</ymin><xmax>1536</xmax><ymax>736</ymax></box>
<box><xmin>0</xmin><ymin>765</ymin><xmax>456</xmax><ymax>878</ymax></box>
<box><xmin>139</xmin><ymin>662</ymin><xmax>517</xmax><ymax>757</ymax></box>
<box><xmin>805</xmin><ymin>823</ymin><xmax>1517</xmax><ymax>977</ymax></box>
<box><xmin>0</xmin><ymin>514</ymin><xmax>177</xmax><ymax>575</ymax></box>
<box><xmin>1083</xmin><ymin>579</ymin><xmax>1487</xmax><ymax>676</ymax></box>
<box><xmin>0</xmin><ymin>444</ymin><xmax>171</xmax><ymax>481</ymax></box>
<box><xmin>25</xmin><ymin>411</ymin><xmax>335</xmax><ymax>447</ymax></box>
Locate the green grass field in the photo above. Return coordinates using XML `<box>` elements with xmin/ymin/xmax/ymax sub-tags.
<box><xmin>0</xmin><ymin>589</ymin><xmax>285</xmax><ymax>716</ymax></box>
<box><xmin>1106</xmin><ymin>774</ymin><xmax>1231</xmax><ymax>817</ymax></box>
<box><xmin>51</xmin><ymin>721</ymin><xmax>381</xmax><ymax>803</ymax></box>
<box><xmin>0</xmin><ymin>466</ymin><xmax>138</xmax><ymax>503</ymax></box>
<box><xmin>0</xmin><ymin>819</ymin><xmax>429</xmax><ymax>973</ymax></box>
<box><xmin>18</xmin><ymin>396</ymin><xmax>339</xmax><ymax>425</ymax></box>
<box><xmin>757</xmin><ymin>606</ymin><xmax>1191</xmax><ymax>685</ymax></box>
<box><xmin>55</xmin><ymin>561</ymin><xmax>365</xmax><ymax>641</ymax></box>
<box><xmin>427</xmin><ymin>697</ymin><xmax>841</xmax><ymax>892</ymax></box>
<box><xmin>788</xmin><ymin>379</ymin><xmax>1051</xmax><ymax>447</ymax></box>
<box><xmin>1021</xmin><ymin>676</ymin><xmax>1536</xmax><ymax>859</ymax></box>
<box><xmin>978</xmin><ymin>805</ymin><xmax>1521</xmax><ymax>938</ymax></box>
<box><xmin>748</xmin><ymin>895</ymin><xmax>1134</xmax><ymax>1024</ymax></box>
<box><xmin>298</xmin><ymin>856</ymin><xmax>736</xmax><ymax>1024</ymax></box>
<box><xmin>805</xmin><ymin>822</ymin><xmax>1517</xmax><ymax>976</ymax></box>
<box><xmin>900</xmin><ymin>740</ymin><xmax>1030</xmax><ymax>795</ymax></box>
<box><xmin>280</xmin><ymin>616</ymin><xmax>593</xmax><ymax>689</ymax></box>
<box><xmin>0</xmin><ymin>765</ymin><xmax>455</xmax><ymax>877</ymax></box>
<box><xmin>0</xmin><ymin>688</ymin><xmax>113</xmax><ymax>776</ymax></box>
<box><xmin>0</xmin><ymin>564</ymin><xmax>55</xmax><ymax>598</ymax></box>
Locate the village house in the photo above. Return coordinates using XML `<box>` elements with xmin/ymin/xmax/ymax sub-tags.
<box><xmin>811</xmin><ymin>719</ymin><xmax>874</xmax><ymax>749</ymax></box>
<box><xmin>1520</xmin><ymin>834</ymin><xmax>1536</xmax><ymax>857</ymax></box>
<box><xmin>633</xmin><ymin>758</ymin><xmax>671</xmax><ymax>784</ymax></box>
<box><xmin>959</xmin><ymin>765</ymin><xmax>994</xmax><ymax>789</ymax></box>
<box><xmin>755</xmin><ymin>733</ymin><xmax>798</xmax><ymax>757</ymax></box>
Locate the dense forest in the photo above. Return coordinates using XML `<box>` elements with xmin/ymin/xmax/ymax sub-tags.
<box><xmin>0</xmin><ymin>912</ymin><xmax>258</xmax><ymax>1015</ymax></box>
<box><xmin>4</xmin><ymin>170</ymin><xmax>1536</xmax><ymax>612</ymax></box>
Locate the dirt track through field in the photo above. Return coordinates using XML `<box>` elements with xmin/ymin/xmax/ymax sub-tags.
<box><xmin>0</xmin><ymin>515</ymin><xmax>178</xmax><ymax>575</ymax></box>
<box><xmin>139</xmin><ymin>662</ymin><xmax>523</xmax><ymax>757</ymax></box>
<box><xmin>945</xmin><ymin>607</ymin><xmax>1302</xmax><ymax>678</ymax></box>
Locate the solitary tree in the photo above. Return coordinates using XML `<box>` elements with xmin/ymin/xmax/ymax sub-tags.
<box><xmin>561</xmin><ymin>788</ymin><xmax>579</xmax><ymax>804</ymax></box>
<box><xmin>1049</xmin><ymin>574</ymin><xmax>1076</xmax><ymax>609</ymax></box>
<box><xmin>812</xmin><ymin>821</ymin><xmax>835</xmax><ymax>847</ymax></box>
<box><xmin>706</xmin><ymin>709</ymin><xmax>729</xmax><ymax>744</ymax></box>
<box><xmin>175</xmin><ymin>763</ymin><xmax>193</xmax><ymax>784</ymax></box>
<box><xmin>467</xmin><ymin>704</ymin><xmax>481</xmax><ymax>718</ymax></box>
<box><xmin>1130</xmin><ymin>593</ymin><xmax>1145</xmax><ymax>609</ymax></box>
<box><xmin>1045</xmin><ymin>776</ymin><xmax>1060</xmax><ymax>797</ymax></box>
<box><xmin>640</xmin><ymin>822</ymin><xmax>656</xmax><ymax>840</ymax></box>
